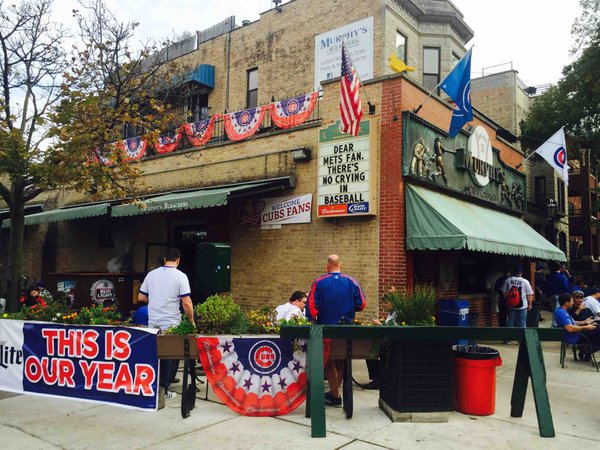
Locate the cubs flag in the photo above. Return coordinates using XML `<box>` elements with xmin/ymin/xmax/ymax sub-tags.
<box><xmin>339</xmin><ymin>42</ymin><xmax>363</xmax><ymax>137</ymax></box>
<box><xmin>0</xmin><ymin>320</ymin><xmax>159</xmax><ymax>411</ymax></box>
<box><xmin>534</xmin><ymin>127</ymin><xmax>568</xmax><ymax>183</ymax></box>
<box><xmin>440</xmin><ymin>47</ymin><xmax>473</xmax><ymax>137</ymax></box>
<box><xmin>198</xmin><ymin>337</ymin><xmax>315</xmax><ymax>416</ymax></box>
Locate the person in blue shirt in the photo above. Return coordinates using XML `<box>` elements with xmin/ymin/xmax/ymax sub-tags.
<box><xmin>554</xmin><ymin>293</ymin><xmax>600</xmax><ymax>359</ymax></box>
<box><xmin>131</xmin><ymin>304</ymin><xmax>149</xmax><ymax>326</ymax></box>
<box><xmin>307</xmin><ymin>254</ymin><xmax>366</xmax><ymax>406</ymax></box>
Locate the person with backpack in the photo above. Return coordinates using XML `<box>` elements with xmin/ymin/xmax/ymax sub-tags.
<box><xmin>501</xmin><ymin>266</ymin><xmax>533</xmax><ymax>328</ymax></box>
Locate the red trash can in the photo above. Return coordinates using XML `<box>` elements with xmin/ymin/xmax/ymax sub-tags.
<box><xmin>453</xmin><ymin>345</ymin><xmax>502</xmax><ymax>416</ymax></box>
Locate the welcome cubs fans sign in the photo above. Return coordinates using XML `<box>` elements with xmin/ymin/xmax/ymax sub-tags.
<box><xmin>0</xmin><ymin>320</ymin><xmax>159</xmax><ymax>410</ymax></box>
<box><xmin>197</xmin><ymin>336</ymin><xmax>312</xmax><ymax>416</ymax></box>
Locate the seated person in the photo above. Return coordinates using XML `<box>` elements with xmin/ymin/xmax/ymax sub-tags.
<box><xmin>569</xmin><ymin>291</ymin><xmax>594</xmax><ymax>321</ymax></box>
<box><xmin>554</xmin><ymin>293</ymin><xmax>600</xmax><ymax>358</ymax></box>
<box><xmin>583</xmin><ymin>288</ymin><xmax>600</xmax><ymax>318</ymax></box>
<box><xmin>275</xmin><ymin>291</ymin><xmax>306</xmax><ymax>321</ymax></box>
<box><xmin>131</xmin><ymin>304</ymin><xmax>149</xmax><ymax>326</ymax></box>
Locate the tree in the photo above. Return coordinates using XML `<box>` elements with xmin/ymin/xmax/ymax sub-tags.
<box><xmin>0</xmin><ymin>0</ymin><xmax>188</xmax><ymax>312</ymax></box>
<box><xmin>521</xmin><ymin>1</ymin><xmax>600</xmax><ymax>156</ymax></box>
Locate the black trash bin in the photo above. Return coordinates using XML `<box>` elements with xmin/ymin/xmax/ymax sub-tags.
<box><xmin>527</xmin><ymin>302</ymin><xmax>540</xmax><ymax>327</ymax></box>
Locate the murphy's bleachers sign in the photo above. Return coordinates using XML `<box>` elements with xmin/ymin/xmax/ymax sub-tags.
<box><xmin>402</xmin><ymin>112</ymin><xmax>526</xmax><ymax>212</ymax></box>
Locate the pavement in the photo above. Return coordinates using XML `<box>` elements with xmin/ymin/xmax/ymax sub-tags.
<box><xmin>2</xmin><ymin>311</ymin><xmax>600</xmax><ymax>450</ymax></box>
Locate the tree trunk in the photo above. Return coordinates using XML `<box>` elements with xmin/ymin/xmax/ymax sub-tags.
<box><xmin>6</xmin><ymin>189</ymin><xmax>25</xmax><ymax>313</ymax></box>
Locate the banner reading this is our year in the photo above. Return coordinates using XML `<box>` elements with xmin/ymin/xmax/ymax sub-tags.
<box><xmin>0</xmin><ymin>320</ymin><xmax>159</xmax><ymax>410</ymax></box>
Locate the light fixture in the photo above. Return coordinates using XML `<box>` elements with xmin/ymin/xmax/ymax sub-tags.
<box><xmin>291</xmin><ymin>147</ymin><xmax>311</xmax><ymax>161</ymax></box>
<box><xmin>546</xmin><ymin>198</ymin><xmax>557</xmax><ymax>220</ymax></box>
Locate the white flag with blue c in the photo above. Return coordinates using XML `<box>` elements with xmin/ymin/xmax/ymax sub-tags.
<box><xmin>533</xmin><ymin>127</ymin><xmax>568</xmax><ymax>184</ymax></box>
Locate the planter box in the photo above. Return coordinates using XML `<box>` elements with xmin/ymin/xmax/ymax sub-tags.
<box><xmin>157</xmin><ymin>334</ymin><xmax>199</xmax><ymax>359</ymax></box>
<box><xmin>380</xmin><ymin>341</ymin><xmax>453</xmax><ymax>413</ymax></box>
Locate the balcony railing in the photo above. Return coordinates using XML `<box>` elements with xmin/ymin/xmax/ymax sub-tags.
<box><xmin>131</xmin><ymin>95</ymin><xmax>321</xmax><ymax>160</ymax></box>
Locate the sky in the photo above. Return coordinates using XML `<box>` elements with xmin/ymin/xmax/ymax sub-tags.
<box><xmin>52</xmin><ymin>0</ymin><xmax>582</xmax><ymax>87</ymax></box>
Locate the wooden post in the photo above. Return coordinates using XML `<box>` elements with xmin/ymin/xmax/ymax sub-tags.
<box><xmin>309</xmin><ymin>325</ymin><xmax>326</xmax><ymax>437</ymax></box>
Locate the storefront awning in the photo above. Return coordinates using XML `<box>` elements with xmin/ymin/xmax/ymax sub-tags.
<box><xmin>111</xmin><ymin>178</ymin><xmax>293</xmax><ymax>218</ymax></box>
<box><xmin>2</xmin><ymin>203</ymin><xmax>110</xmax><ymax>228</ymax></box>
<box><xmin>406</xmin><ymin>184</ymin><xmax>566</xmax><ymax>262</ymax></box>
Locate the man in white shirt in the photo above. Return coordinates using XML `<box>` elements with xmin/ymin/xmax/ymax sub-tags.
<box><xmin>501</xmin><ymin>266</ymin><xmax>534</xmax><ymax>328</ymax></box>
<box><xmin>138</xmin><ymin>248</ymin><xmax>195</xmax><ymax>409</ymax></box>
<box><xmin>275</xmin><ymin>291</ymin><xmax>307</xmax><ymax>321</ymax></box>
<box><xmin>583</xmin><ymin>288</ymin><xmax>600</xmax><ymax>318</ymax></box>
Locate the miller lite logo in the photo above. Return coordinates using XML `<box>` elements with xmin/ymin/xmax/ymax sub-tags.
<box><xmin>90</xmin><ymin>279</ymin><xmax>115</xmax><ymax>305</ymax></box>
<box><xmin>0</xmin><ymin>341</ymin><xmax>23</xmax><ymax>369</ymax></box>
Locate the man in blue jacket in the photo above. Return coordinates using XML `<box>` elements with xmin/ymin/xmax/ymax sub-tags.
<box><xmin>307</xmin><ymin>254</ymin><xmax>366</xmax><ymax>406</ymax></box>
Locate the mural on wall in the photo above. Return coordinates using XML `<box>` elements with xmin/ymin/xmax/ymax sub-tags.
<box><xmin>403</xmin><ymin>112</ymin><xmax>526</xmax><ymax>213</ymax></box>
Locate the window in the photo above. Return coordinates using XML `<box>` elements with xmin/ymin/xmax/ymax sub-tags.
<box><xmin>423</xmin><ymin>47</ymin><xmax>440</xmax><ymax>93</ymax></box>
<box><xmin>534</xmin><ymin>176</ymin><xmax>546</xmax><ymax>207</ymax></box>
<box><xmin>187</xmin><ymin>93</ymin><xmax>209</xmax><ymax>123</ymax></box>
<box><xmin>558</xmin><ymin>232</ymin><xmax>567</xmax><ymax>253</ymax></box>
<box><xmin>395</xmin><ymin>31</ymin><xmax>407</xmax><ymax>62</ymax></box>
<box><xmin>557</xmin><ymin>179</ymin><xmax>566</xmax><ymax>213</ymax></box>
<box><xmin>247</xmin><ymin>68</ymin><xmax>258</xmax><ymax>108</ymax></box>
<box><xmin>569</xmin><ymin>196</ymin><xmax>582</xmax><ymax>215</ymax></box>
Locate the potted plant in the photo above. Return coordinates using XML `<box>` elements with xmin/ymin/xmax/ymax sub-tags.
<box><xmin>379</xmin><ymin>284</ymin><xmax>454</xmax><ymax>413</ymax></box>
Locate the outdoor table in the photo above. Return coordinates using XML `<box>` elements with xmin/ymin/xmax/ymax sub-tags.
<box><xmin>280</xmin><ymin>325</ymin><xmax>563</xmax><ymax>438</ymax></box>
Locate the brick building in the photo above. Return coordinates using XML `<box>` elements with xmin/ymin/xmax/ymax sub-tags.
<box><xmin>2</xmin><ymin>0</ymin><xmax>565</xmax><ymax>323</ymax></box>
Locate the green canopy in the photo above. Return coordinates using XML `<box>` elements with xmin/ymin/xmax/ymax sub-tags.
<box><xmin>111</xmin><ymin>181</ymin><xmax>281</xmax><ymax>218</ymax></box>
<box><xmin>2</xmin><ymin>203</ymin><xmax>109</xmax><ymax>228</ymax></box>
<box><xmin>405</xmin><ymin>184</ymin><xmax>566</xmax><ymax>261</ymax></box>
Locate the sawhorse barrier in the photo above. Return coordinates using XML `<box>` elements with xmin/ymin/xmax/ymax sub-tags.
<box><xmin>279</xmin><ymin>325</ymin><xmax>563</xmax><ymax>438</ymax></box>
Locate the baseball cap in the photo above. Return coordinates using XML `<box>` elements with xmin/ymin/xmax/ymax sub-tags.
<box><xmin>513</xmin><ymin>266</ymin><xmax>524</xmax><ymax>274</ymax></box>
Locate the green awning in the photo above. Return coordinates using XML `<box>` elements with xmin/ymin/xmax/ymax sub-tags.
<box><xmin>111</xmin><ymin>180</ymin><xmax>288</xmax><ymax>218</ymax></box>
<box><xmin>406</xmin><ymin>184</ymin><xmax>566</xmax><ymax>261</ymax></box>
<box><xmin>2</xmin><ymin>203</ymin><xmax>109</xmax><ymax>228</ymax></box>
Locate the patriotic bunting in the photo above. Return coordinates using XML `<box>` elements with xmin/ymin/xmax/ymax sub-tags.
<box><xmin>224</xmin><ymin>107</ymin><xmax>265</xmax><ymax>141</ymax></box>
<box><xmin>154</xmin><ymin>129</ymin><xmax>184</xmax><ymax>154</ymax></box>
<box><xmin>267</xmin><ymin>92</ymin><xmax>318</xmax><ymax>129</ymax></box>
<box><xmin>197</xmin><ymin>337</ymin><xmax>310</xmax><ymax>416</ymax></box>
<box><xmin>119</xmin><ymin>136</ymin><xmax>147</xmax><ymax>161</ymax></box>
<box><xmin>183</xmin><ymin>114</ymin><xmax>220</xmax><ymax>147</ymax></box>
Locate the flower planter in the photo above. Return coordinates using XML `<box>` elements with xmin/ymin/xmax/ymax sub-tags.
<box><xmin>379</xmin><ymin>341</ymin><xmax>453</xmax><ymax>413</ymax></box>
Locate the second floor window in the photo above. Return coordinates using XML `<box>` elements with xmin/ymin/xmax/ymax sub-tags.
<box><xmin>396</xmin><ymin>31</ymin><xmax>407</xmax><ymax>62</ymax></box>
<box><xmin>187</xmin><ymin>93</ymin><xmax>209</xmax><ymax>122</ymax></box>
<box><xmin>247</xmin><ymin>68</ymin><xmax>258</xmax><ymax>108</ymax></box>
<box><xmin>423</xmin><ymin>47</ymin><xmax>440</xmax><ymax>93</ymax></box>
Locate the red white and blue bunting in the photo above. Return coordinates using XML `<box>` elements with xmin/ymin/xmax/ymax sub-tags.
<box><xmin>197</xmin><ymin>336</ymin><xmax>308</xmax><ymax>416</ymax></box>
<box><xmin>268</xmin><ymin>92</ymin><xmax>318</xmax><ymax>129</ymax></box>
<box><xmin>224</xmin><ymin>107</ymin><xmax>265</xmax><ymax>141</ymax></box>
<box><xmin>183</xmin><ymin>114</ymin><xmax>220</xmax><ymax>147</ymax></box>
<box><xmin>119</xmin><ymin>136</ymin><xmax>147</xmax><ymax>161</ymax></box>
<box><xmin>154</xmin><ymin>129</ymin><xmax>184</xmax><ymax>154</ymax></box>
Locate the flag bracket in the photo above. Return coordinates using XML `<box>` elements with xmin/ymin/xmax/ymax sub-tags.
<box><xmin>368</xmin><ymin>102</ymin><xmax>376</xmax><ymax>115</ymax></box>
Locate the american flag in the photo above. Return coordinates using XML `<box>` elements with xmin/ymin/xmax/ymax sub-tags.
<box><xmin>339</xmin><ymin>43</ymin><xmax>363</xmax><ymax>136</ymax></box>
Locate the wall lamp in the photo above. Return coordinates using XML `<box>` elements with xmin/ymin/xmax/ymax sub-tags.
<box><xmin>291</xmin><ymin>147</ymin><xmax>311</xmax><ymax>161</ymax></box>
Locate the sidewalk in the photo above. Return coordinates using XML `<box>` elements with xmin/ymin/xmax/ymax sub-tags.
<box><xmin>2</xmin><ymin>327</ymin><xmax>599</xmax><ymax>449</ymax></box>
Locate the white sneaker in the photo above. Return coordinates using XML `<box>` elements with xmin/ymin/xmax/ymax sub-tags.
<box><xmin>165</xmin><ymin>390</ymin><xmax>178</xmax><ymax>400</ymax></box>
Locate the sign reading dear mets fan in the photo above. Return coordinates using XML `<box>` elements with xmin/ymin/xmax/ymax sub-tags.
<box><xmin>0</xmin><ymin>320</ymin><xmax>158</xmax><ymax>410</ymax></box>
<box><xmin>318</xmin><ymin>120</ymin><xmax>373</xmax><ymax>217</ymax></box>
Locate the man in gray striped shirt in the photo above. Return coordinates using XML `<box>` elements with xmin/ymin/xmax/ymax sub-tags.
<box><xmin>138</xmin><ymin>248</ymin><xmax>195</xmax><ymax>408</ymax></box>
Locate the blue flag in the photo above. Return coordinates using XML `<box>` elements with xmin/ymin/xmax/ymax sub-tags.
<box><xmin>440</xmin><ymin>48</ymin><xmax>473</xmax><ymax>137</ymax></box>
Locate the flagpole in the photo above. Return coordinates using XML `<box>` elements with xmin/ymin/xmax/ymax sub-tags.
<box><xmin>342</xmin><ymin>41</ymin><xmax>376</xmax><ymax>115</ymax></box>
<box><xmin>413</xmin><ymin>45</ymin><xmax>474</xmax><ymax>116</ymax></box>
<box><xmin>515</xmin><ymin>151</ymin><xmax>536</xmax><ymax>170</ymax></box>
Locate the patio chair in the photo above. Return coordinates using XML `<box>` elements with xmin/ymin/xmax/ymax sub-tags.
<box><xmin>560</xmin><ymin>333</ymin><xmax>599</xmax><ymax>372</ymax></box>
